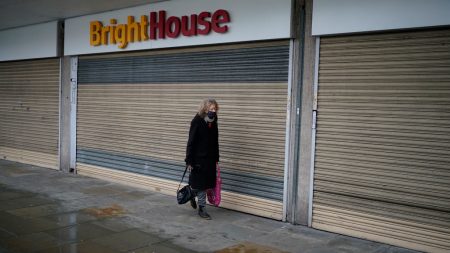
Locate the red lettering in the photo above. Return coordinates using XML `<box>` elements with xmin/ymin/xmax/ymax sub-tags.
<box><xmin>150</xmin><ymin>10</ymin><xmax>166</xmax><ymax>39</ymax></box>
<box><xmin>198</xmin><ymin>12</ymin><xmax>211</xmax><ymax>35</ymax></box>
<box><xmin>181</xmin><ymin>14</ymin><xmax>197</xmax><ymax>36</ymax></box>
<box><xmin>211</xmin><ymin>9</ymin><xmax>230</xmax><ymax>33</ymax></box>
<box><xmin>166</xmin><ymin>16</ymin><xmax>181</xmax><ymax>38</ymax></box>
<box><xmin>124</xmin><ymin>9</ymin><xmax>228</xmax><ymax>42</ymax></box>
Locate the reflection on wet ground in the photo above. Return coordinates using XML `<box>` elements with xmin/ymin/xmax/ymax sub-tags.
<box><xmin>2</xmin><ymin>160</ymin><xmax>416</xmax><ymax>253</ymax></box>
<box><xmin>0</xmin><ymin>183</ymin><xmax>198</xmax><ymax>253</ymax></box>
<box><xmin>0</xmin><ymin>183</ymin><xmax>283</xmax><ymax>253</ymax></box>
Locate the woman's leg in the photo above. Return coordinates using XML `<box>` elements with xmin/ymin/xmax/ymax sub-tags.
<box><xmin>197</xmin><ymin>190</ymin><xmax>211</xmax><ymax>219</ymax></box>
<box><xmin>191</xmin><ymin>189</ymin><xmax>211</xmax><ymax>219</ymax></box>
<box><xmin>196</xmin><ymin>190</ymin><xmax>206</xmax><ymax>207</ymax></box>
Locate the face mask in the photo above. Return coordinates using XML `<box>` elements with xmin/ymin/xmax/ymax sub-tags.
<box><xmin>207</xmin><ymin>111</ymin><xmax>216</xmax><ymax>119</ymax></box>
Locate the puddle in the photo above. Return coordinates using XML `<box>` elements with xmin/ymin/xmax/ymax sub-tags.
<box><xmin>215</xmin><ymin>242</ymin><xmax>289</xmax><ymax>253</ymax></box>
<box><xmin>84</xmin><ymin>204</ymin><xmax>125</xmax><ymax>218</ymax></box>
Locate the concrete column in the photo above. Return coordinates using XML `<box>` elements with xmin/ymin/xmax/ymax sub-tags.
<box><xmin>59</xmin><ymin>56</ymin><xmax>72</xmax><ymax>172</ymax></box>
<box><xmin>296</xmin><ymin>0</ymin><xmax>317</xmax><ymax>226</ymax></box>
<box><xmin>286</xmin><ymin>0</ymin><xmax>316</xmax><ymax>225</ymax></box>
<box><xmin>286</xmin><ymin>0</ymin><xmax>303</xmax><ymax>223</ymax></box>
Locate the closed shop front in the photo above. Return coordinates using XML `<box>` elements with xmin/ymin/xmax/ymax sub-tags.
<box><xmin>75</xmin><ymin>41</ymin><xmax>290</xmax><ymax>219</ymax></box>
<box><xmin>65</xmin><ymin>0</ymin><xmax>293</xmax><ymax>220</ymax></box>
<box><xmin>0</xmin><ymin>58</ymin><xmax>60</xmax><ymax>169</ymax></box>
<box><xmin>312</xmin><ymin>28</ymin><xmax>450</xmax><ymax>252</ymax></box>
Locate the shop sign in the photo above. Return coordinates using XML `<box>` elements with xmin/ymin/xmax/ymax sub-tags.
<box><xmin>90</xmin><ymin>9</ymin><xmax>230</xmax><ymax>49</ymax></box>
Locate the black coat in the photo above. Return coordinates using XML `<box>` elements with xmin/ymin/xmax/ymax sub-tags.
<box><xmin>185</xmin><ymin>114</ymin><xmax>219</xmax><ymax>190</ymax></box>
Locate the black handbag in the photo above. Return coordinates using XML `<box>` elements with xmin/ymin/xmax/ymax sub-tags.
<box><xmin>177</xmin><ymin>166</ymin><xmax>193</xmax><ymax>204</ymax></box>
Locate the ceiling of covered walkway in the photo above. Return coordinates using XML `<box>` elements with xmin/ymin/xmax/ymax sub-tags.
<box><xmin>0</xmin><ymin>0</ymin><xmax>167</xmax><ymax>30</ymax></box>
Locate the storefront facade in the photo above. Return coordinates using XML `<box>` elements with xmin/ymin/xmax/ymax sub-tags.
<box><xmin>311</xmin><ymin>1</ymin><xmax>450</xmax><ymax>252</ymax></box>
<box><xmin>0</xmin><ymin>22</ymin><xmax>61</xmax><ymax>169</ymax></box>
<box><xmin>0</xmin><ymin>1</ymin><xmax>449</xmax><ymax>252</ymax></box>
<box><xmin>65</xmin><ymin>0</ymin><xmax>293</xmax><ymax>220</ymax></box>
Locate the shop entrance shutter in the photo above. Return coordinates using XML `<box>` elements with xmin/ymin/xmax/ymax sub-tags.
<box><xmin>76</xmin><ymin>41</ymin><xmax>289</xmax><ymax>219</ymax></box>
<box><xmin>0</xmin><ymin>58</ymin><xmax>60</xmax><ymax>169</ymax></box>
<box><xmin>313</xmin><ymin>28</ymin><xmax>450</xmax><ymax>252</ymax></box>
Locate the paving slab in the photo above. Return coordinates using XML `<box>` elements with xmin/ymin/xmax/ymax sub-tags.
<box><xmin>92</xmin><ymin>229</ymin><xmax>164</xmax><ymax>252</ymax></box>
<box><xmin>35</xmin><ymin>241</ymin><xmax>121</xmax><ymax>253</ymax></box>
<box><xmin>45</xmin><ymin>223</ymin><xmax>116</xmax><ymax>244</ymax></box>
<box><xmin>43</xmin><ymin>211</ymin><xmax>98</xmax><ymax>227</ymax></box>
<box><xmin>2</xmin><ymin>232</ymin><xmax>60</xmax><ymax>252</ymax></box>
<box><xmin>0</xmin><ymin>160</ymin><xmax>421</xmax><ymax>253</ymax></box>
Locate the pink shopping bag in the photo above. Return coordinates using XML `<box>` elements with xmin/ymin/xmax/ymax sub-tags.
<box><xmin>207</xmin><ymin>163</ymin><xmax>221</xmax><ymax>206</ymax></box>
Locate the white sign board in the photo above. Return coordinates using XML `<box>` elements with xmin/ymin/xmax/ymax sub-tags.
<box><xmin>312</xmin><ymin>0</ymin><xmax>450</xmax><ymax>35</ymax></box>
<box><xmin>0</xmin><ymin>21</ymin><xmax>59</xmax><ymax>62</ymax></box>
<box><xmin>65</xmin><ymin>0</ymin><xmax>292</xmax><ymax>56</ymax></box>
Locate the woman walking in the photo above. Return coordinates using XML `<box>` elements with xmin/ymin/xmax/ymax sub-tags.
<box><xmin>185</xmin><ymin>98</ymin><xmax>220</xmax><ymax>220</ymax></box>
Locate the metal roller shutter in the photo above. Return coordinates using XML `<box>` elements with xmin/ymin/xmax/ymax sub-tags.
<box><xmin>313</xmin><ymin>28</ymin><xmax>450</xmax><ymax>252</ymax></box>
<box><xmin>76</xmin><ymin>41</ymin><xmax>289</xmax><ymax>219</ymax></box>
<box><xmin>0</xmin><ymin>58</ymin><xmax>60</xmax><ymax>169</ymax></box>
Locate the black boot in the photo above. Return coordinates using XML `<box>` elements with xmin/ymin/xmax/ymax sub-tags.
<box><xmin>190</xmin><ymin>198</ymin><xmax>197</xmax><ymax>209</ymax></box>
<box><xmin>198</xmin><ymin>206</ymin><xmax>211</xmax><ymax>220</ymax></box>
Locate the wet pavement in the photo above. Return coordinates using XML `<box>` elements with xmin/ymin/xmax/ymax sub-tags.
<box><xmin>0</xmin><ymin>160</ymin><xmax>420</xmax><ymax>253</ymax></box>
<box><xmin>0</xmin><ymin>183</ymin><xmax>195</xmax><ymax>253</ymax></box>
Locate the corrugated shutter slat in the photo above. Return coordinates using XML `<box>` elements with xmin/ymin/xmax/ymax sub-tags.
<box><xmin>76</xmin><ymin>41</ymin><xmax>289</xmax><ymax>219</ymax></box>
<box><xmin>0</xmin><ymin>58</ymin><xmax>60</xmax><ymax>169</ymax></box>
<box><xmin>313</xmin><ymin>29</ymin><xmax>450</xmax><ymax>253</ymax></box>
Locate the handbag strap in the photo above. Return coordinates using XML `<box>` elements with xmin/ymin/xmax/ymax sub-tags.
<box><xmin>177</xmin><ymin>166</ymin><xmax>188</xmax><ymax>191</ymax></box>
<box><xmin>216</xmin><ymin>163</ymin><xmax>221</xmax><ymax>178</ymax></box>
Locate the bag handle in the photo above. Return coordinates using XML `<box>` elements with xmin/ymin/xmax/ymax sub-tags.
<box><xmin>177</xmin><ymin>166</ymin><xmax>188</xmax><ymax>191</ymax></box>
<box><xmin>216</xmin><ymin>163</ymin><xmax>221</xmax><ymax>178</ymax></box>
